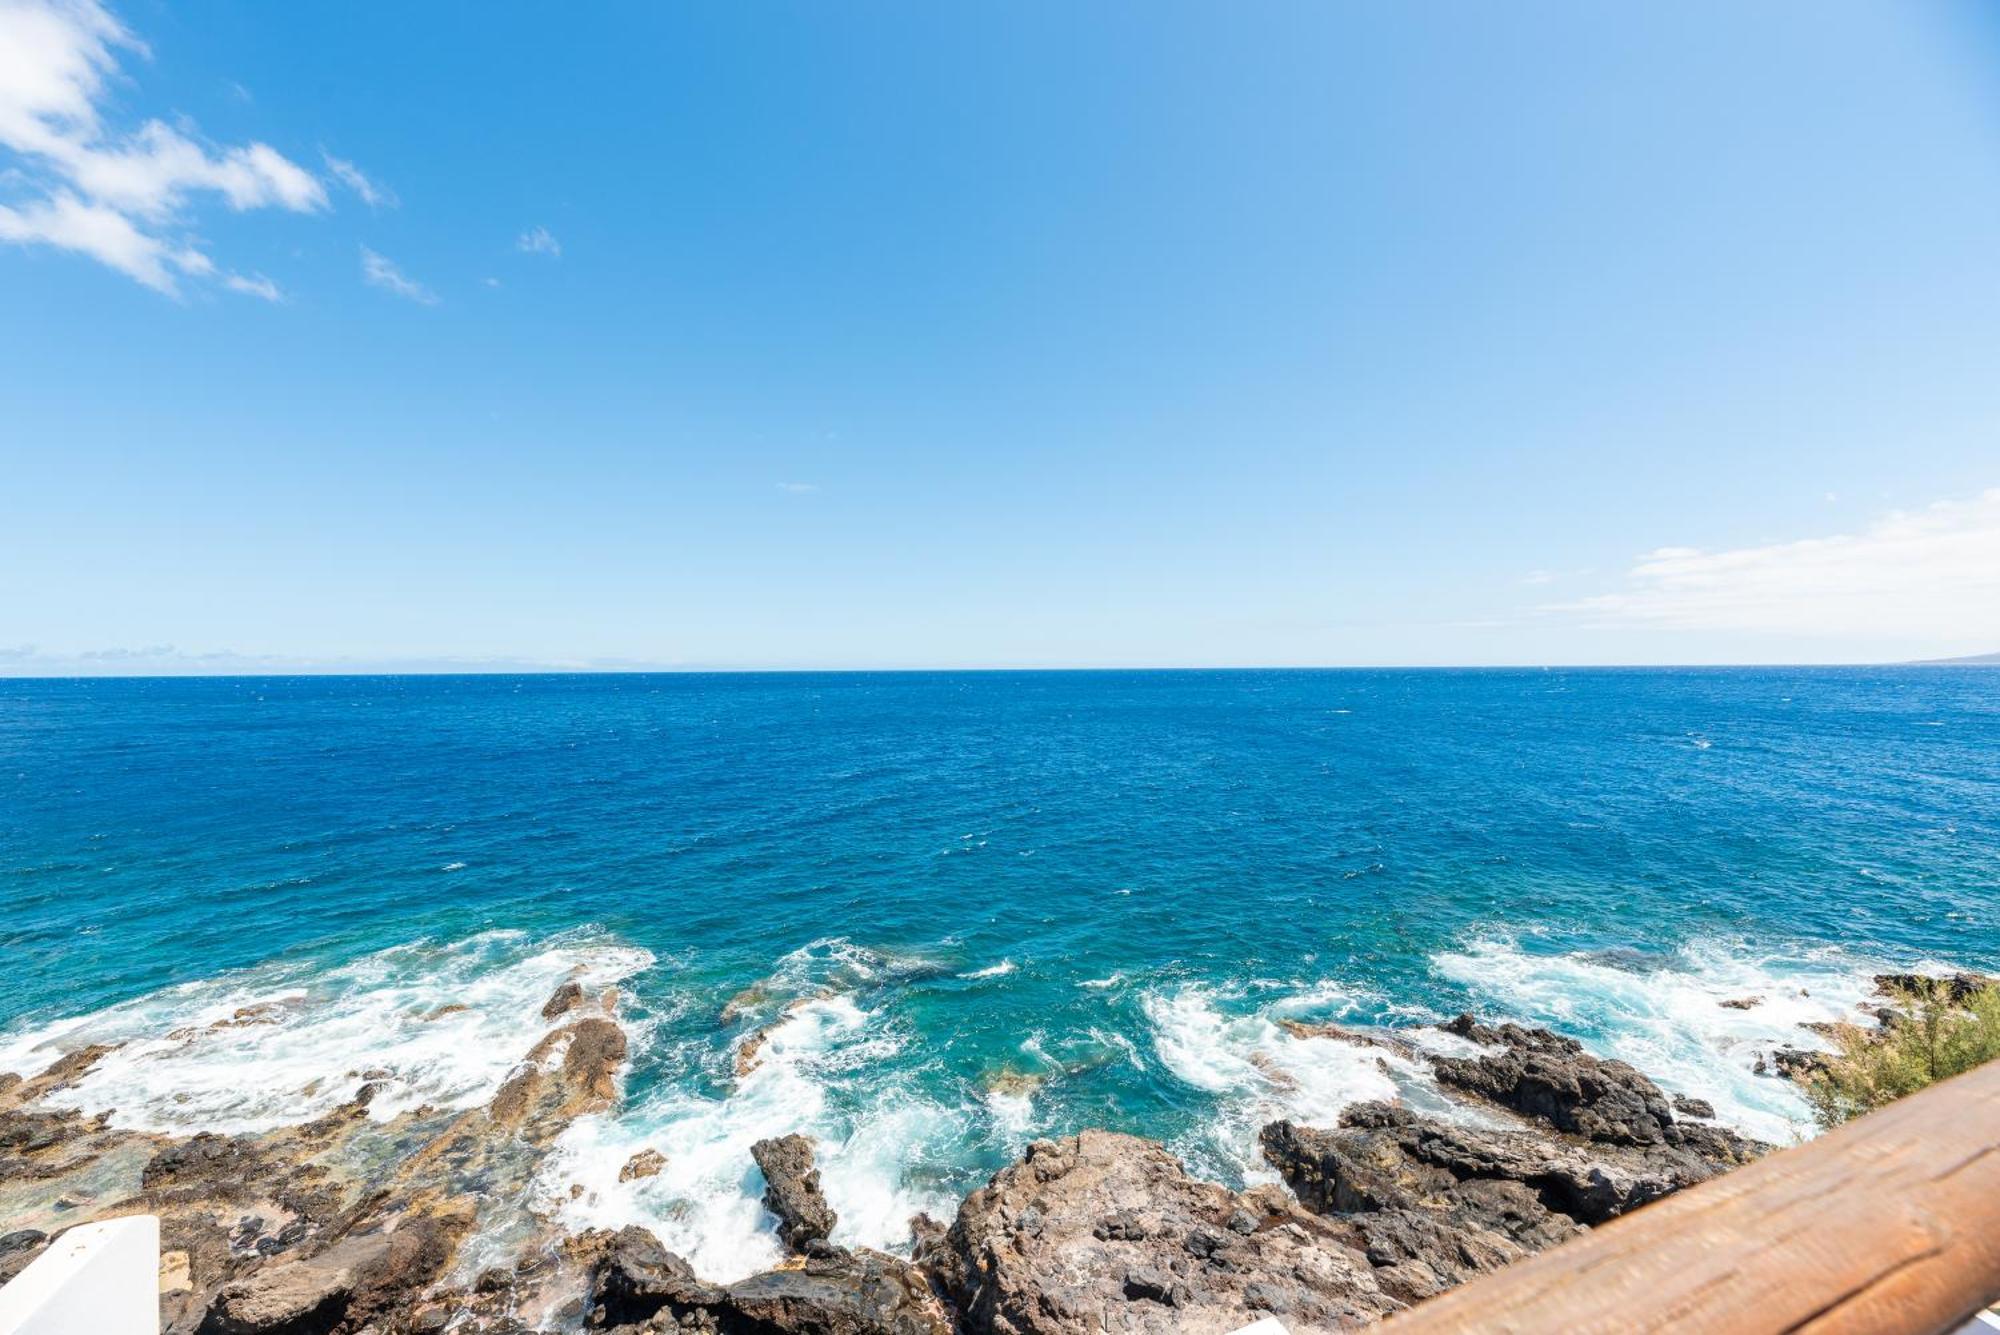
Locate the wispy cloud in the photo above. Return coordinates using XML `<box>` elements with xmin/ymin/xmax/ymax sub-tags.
<box><xmin>322</xmin><ymin>151</ymin><xmax>395</xmax><ymax>209</ymax></box>
<box><xmin>222</xmin><ymin>270</ymin><xmax>281</xmax><ymax>302</ymax></box>
<box><xmin>776</xmin><ymin>481</ymin><xmax>819</xmax><ymax>494</ymax></box>
<box><xmin>0</xmin><ymin>0</ymin><xmax>336</xmax><ymax>296</ymax></box>
<box><xmin>360</xmin><ymin>245</ymin><xmax>436</xmax><ymax>304</ymax></box>
<box><xmin>1551</xmin><ymin>489</ymin><xmax>2000</xmax><ymax>648</ymax></box>
<box><xmin>516</xmin><ymin>225</ymin><xmax>560</xmax><ymax>257</ymax></box>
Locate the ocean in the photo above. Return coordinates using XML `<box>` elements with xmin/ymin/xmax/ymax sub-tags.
<box><xmin>3</xmin><ymin>668</ymin><xmax>1996</xmax><ymax>1279</ymax></box>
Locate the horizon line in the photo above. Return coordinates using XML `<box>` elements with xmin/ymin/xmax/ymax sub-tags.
<box><xmin>3</xmin><ymin>659</ymin><xmax>1997</xmax><ymax>681</ymax></box>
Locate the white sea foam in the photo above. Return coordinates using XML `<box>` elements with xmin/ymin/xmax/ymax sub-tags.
<box><xmin>982</xmin><ymin>1086</ymin><xmax>1038</xmax><ymax>1138</ymax></box>
<box><xmin>1141</xmin><ymin>982</ymin><xmax>1416</xmax><ymax>1181</ymax></box>
<box><xmin>959</xmin><ymin>959</ymin><xmax>1016</xmax><ymax>980</ymax></box>
<box><xmin>536</xmin><ymin>985</ymin><xmax>966</xmax><ymax>1282</ymax></box>
<box><xmin>0</xmin><ymin>930</ymin><xmax>653</xmax><ymax>1135</ymax></box>
<box><xmin>1431</xmin><ymin>935</ymin><xmax>1903</xmax><ymax>1143</ymax></box>
<box><xmin>1083</xmin><ymin>1025</ymin><xmax>1146</xmax><ymax>1071</ymax></box>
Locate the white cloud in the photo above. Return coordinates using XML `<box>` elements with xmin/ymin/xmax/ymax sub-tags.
<box><xmin>0</xmin><ymin>0</ymin><xmax>332</xmax><ymax>294</ymax></box>
<box><xmin>516</xmin><ymin>224</ymin><xmax>560</xmax><ymax>257</ymax></box>
<box><xmin>0</xmin><ymin>189</ymin><xmax>189</xmax><ymax>290</ymax></box>
<box><xmin>323</xmin><ymin>151</ymin><xmax>394</xmax><ymax>209</ymax></box>
<box><xmin>776</xmin><ymin>481</ymin><xmax>819</xmax><ymax>494</ymax></box>
<box><xmin>1554</xmin><ymin>489</ymin><xmax>2000</xmax><ymax>648</ymax></box>
<box><xmin>223</xmin><ymin>270</ymin><xmax>280</xmax><ymax>301</ymax></box>
<box><xmin>360</xmin><ymin>245</ymin><xmax>436</xmax><ymax>304</ymax></box>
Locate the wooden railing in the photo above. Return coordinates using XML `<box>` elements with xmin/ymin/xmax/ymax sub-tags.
<box><xmin>1377</xmin><ymin>1057</ymin><xmax>2000</xmax><ymax>1334</ymax></box>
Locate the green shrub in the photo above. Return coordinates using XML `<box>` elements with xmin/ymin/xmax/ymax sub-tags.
<box><xmin>1804</xmin><ymin>983</ymin><xmax>2000</xmax><ymax>1128</ymax></box>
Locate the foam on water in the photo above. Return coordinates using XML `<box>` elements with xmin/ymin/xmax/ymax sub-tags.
<box><xmin>0</xmin><ymin>930</ymin><xmax>653</xmax><ymax>1135</ymax></box>
<box><xmin>1431</xmin><ymin>935</ymin><xmax>1900</xmax><ymax>1143</ymax></box>
<box><xmin>537</xmin><ymin>976</ymin><xmax>974</xmax><ymax>1282</ymax></box>
<box><xmin>1141</xmin><ymin>982</ymin><xmax>1419</xmax><ymax>1181</ymax></box>
<box><xmin>959</xmin><ymin>959</ymin><xmax>1016</xmax><ymax>979</ymax></box>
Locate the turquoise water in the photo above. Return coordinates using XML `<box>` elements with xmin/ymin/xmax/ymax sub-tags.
<box><xmin>4</xmin><ymin>670</ymin><xmax>1996</xmax><ymax>1276</ymax></box>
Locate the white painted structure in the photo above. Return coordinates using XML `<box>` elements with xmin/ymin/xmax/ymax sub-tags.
<box><xmin>0</xmin><ymin>1216</ymin><xmax>158</xmax><ymax>1335</ymax></box>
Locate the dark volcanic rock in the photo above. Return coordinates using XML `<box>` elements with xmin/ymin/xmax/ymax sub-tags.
<box><xmin>1873</xmin><ymin>971</ymin><xmax>1996</xmax><ymax>1004</ymax></box>
<box><xmin>1765</xmin><ymin>1046</ymin><xmax>1830</xmax><ymax>1081</ymax></box>
<box><xmin>924</xmin><ymin>1129</ymin><xmax>1403</xmax><ymax>1334</ymax></box>
<box><xmin>590</xmin><ymin>1224</ymin><xmax>723</xmax><ymax>1326</ymax></box>
<box><xmin>728</xmin><ymin>1249</ymin><xmax>950</xmax><ymax>1335</ymax></box>
<box><xmin>1431</xmin><ymin>1014</ymin><xmax>1677</xmax><ymax>1147</ymax></box>
<box><xmin>542</xmin><ymin>980</ymin><xmax>586</xmax><ymax>1020</ymax></box>
<box><xmin>0</xmin><ymin>1228</ymin><xmax>48</xmax><ymax>1286</ymax></box>
<box><xmin>584</xmin><ymin>1224</ymin><xmax>946</xmax><ymax>1335</ymax></box>
<box><xmin>753</xmin><ymin>1133</ymin><xmax>840</xmax><ymax>1255</ymax></box>
<box><xmin>1256</xmin><ymin>1018</ymin><xmax>1767</xmax><ymax>1308</ymax></box>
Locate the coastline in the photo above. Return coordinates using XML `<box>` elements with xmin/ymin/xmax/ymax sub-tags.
<box><xmin>0</xmin><ymin>953</ymin><xmax>1957</xmax><ymax>1334</ymax></box>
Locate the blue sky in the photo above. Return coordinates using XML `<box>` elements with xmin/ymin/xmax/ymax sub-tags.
<box><xmin>4</xmin><ymin>1</ymin><xmax>2000</xmax><ymax>670</ymax></box>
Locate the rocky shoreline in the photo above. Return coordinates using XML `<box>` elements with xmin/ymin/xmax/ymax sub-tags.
<box><xmin>0</xmin><ymin>975</ymin><xmax>1955</xmax><ymax>1335</ymax></box>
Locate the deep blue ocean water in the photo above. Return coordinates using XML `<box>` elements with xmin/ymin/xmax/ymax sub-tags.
<box><xmin>4</xmin><ymin>669</ymin><xmax>1997</xmax><ymax>1275</ymax></box>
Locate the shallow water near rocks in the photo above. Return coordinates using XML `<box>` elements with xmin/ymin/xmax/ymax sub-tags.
<box><xmin>4</xmin><ymin>669</ymin><xmax>1997</xmax><ymax>1278</ymax></box>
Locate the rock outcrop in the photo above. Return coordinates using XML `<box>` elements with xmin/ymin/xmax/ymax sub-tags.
<box><xmin>753</xmin><ymin>1134</ymin><xmax>840</xmax><ymax>1256</ymax></box>
<box><xmin>584</xmin><ymin>1223</ymin><xmax>949</xmax><ymax>1335</ymax></box>
<box><xmin>1256</xmin><ymin>1015</ymin><xmax>1767</xmax><ymax>1305</ymax></box>
<box><xmin>921</xmin><ymin>1130</ymin><xmax>1404</xmax><ymax>1334</ymax></box>
<box><xmin>0</xmin><ymin>977</ymin><xmax>634</xmax><ymax>1334</ymax></box>
<box><xmin>0</xmin><ymin>996</ymin><xmax>1785</xmax><ymax>1335</ymax></box>
<box><xmin>1872</xmin><ymin>971</ymin><xmax>1996</xmax><ymax>1004</ymax></box>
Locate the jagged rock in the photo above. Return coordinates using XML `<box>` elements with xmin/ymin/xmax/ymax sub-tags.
<box><xmin>727</xmin><ymin>1249</ymin><xmax>950</xmax><ymax>1334</ymax></box>
<box><xmin>543</xmin><ymin>981</ymin><xmax>586</xmax><ymax>1020</ymax></box>
<box><xmin>753</xmin><ymin>1134</ymin><xmax>839</xmax><ymax>1254</ymax></box>
<box><xmin>0</xmin><ymin>1228</ymin><xmax>48</xmax><ymax>1285</ymax></box>
<box><xmin>200</xmin><ymin>1233</ymin><xmax>386</xmax><ymax>1333</ymax></box>
<box><xmin>1672</xmin><ymin>1095</ymin><xmax>1716</xmax><ymax>1119</ymax></box>
<box><xmin>1767</xmin><ymin>1046</ymin><xmax>1829</xmax><ymax>1082</ymax></box>
<box><xmin>621</xmin><ymin>1148</ymin><xmax>667</xmax><ymax>1182</ymax></box>
<box><xmin>924</xmin><ymin>1129</ymin><xmax>1403</xmax><ymax>1333</ymax></box>
<box><xmin>144</xmin><ymin>1133</ymin><xmax>266</xmax><ymax>1193</ymax></box>
<box><xmin>583</xmin><ymin>1225</ymin><xmax>944</xmax><ymax>1335</ymax></box>
<box><xmin>1431</xmin><ymin>1014</ymin><xmax>1681</xmax><ymax>1147</ymax></box>
<box><xmin>1873</xmin><ymin>971</ymin><xmax>1996</xmax><ymax>1004</ymax></box>
<box><xmin>588</xmin><ymin>1225</ymin><xmax>723</xmax><ymax>1325</ymax></box>
<box><xmin>1718</xmin><ymin>996</ymin><xmax>1760</xmax><ymax>1010</ymax></box>
<box><xmin>1259</xmin><ymin>1028</ymin><xmax>1766</xmax><ymax>1311</ymax></box>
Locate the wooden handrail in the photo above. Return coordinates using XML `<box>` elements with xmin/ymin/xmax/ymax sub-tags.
<box><xmin>1378</xmin><ymin>1058</ymin><xmax>2000</xmax><ymax>1334</ymax></box>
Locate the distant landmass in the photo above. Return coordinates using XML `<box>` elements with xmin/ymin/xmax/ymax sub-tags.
<box><xmin>1916</xmin><ymin>651</ymin><xmax>2000</xmax><ymax>664</ymax></box>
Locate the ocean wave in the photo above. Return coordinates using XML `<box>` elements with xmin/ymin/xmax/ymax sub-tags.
<box><xmin>0</xmin><ymin>930</ymin><xmax>654</xmax><ymax>1136</ymax></box>
<box><xmin>720</xmin><ymin>937</ymin><xmax>948</xmax><ymax>1024</ymax></box>
<box><xmin>1430</xmin><ymin>934</ymin><xmax>1904</xmax><ymax>1143</ymax></box>
<box><xmin>1140</xmin><ymin>982</ymin><xmax>1420</xmax><ymax>1182</ymax></box>
<box><xmin>537</xmin><ymin>988</ymin><xmax>967</xmax><ymax>1282</ymax></box>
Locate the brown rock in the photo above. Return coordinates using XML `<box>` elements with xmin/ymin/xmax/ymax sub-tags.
<box><xmin>201</xmin><ymin>1233</ymin><xmax>387</xmax><ymax>1334</ymax></box>
<box><xmin>1433</xmin><ymin>1014</ymin><xmax>1676</xmax><ymax>1147</ymax></box>
<box><xmin>926</xmin><ymin>1130</ymin><xmax>1403</xmax><ymax>1333</ymax></box>
<box><xmin>1872</xmin><ymin>971</ymin><xmax>1996</xmax><ymax>1004</ymax></box>
<box><xmin>620</xmin><ymin>1148</ymin><xmax>667</xmax><ymax>1182</ymax></box>
<box><xmin>753</xmin><ymin>1134</ymin><xmax>840</xmax><ymax>1255</ymax></box>
<box><xmin>541</xmin><ymin>980</ymin><xmax>585</xmax><ymax>1020</ymax></box>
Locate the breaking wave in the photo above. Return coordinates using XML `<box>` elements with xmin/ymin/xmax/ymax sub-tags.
<box><xmin>0</xmin><ymin>930</ymin><xmax>653</xmax><ymax>1136</ymax></box>
<box><xmin>1430</xmin><ymin>935</ymin><xmax>1906</xmax><ymax>1143</ymax></box>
